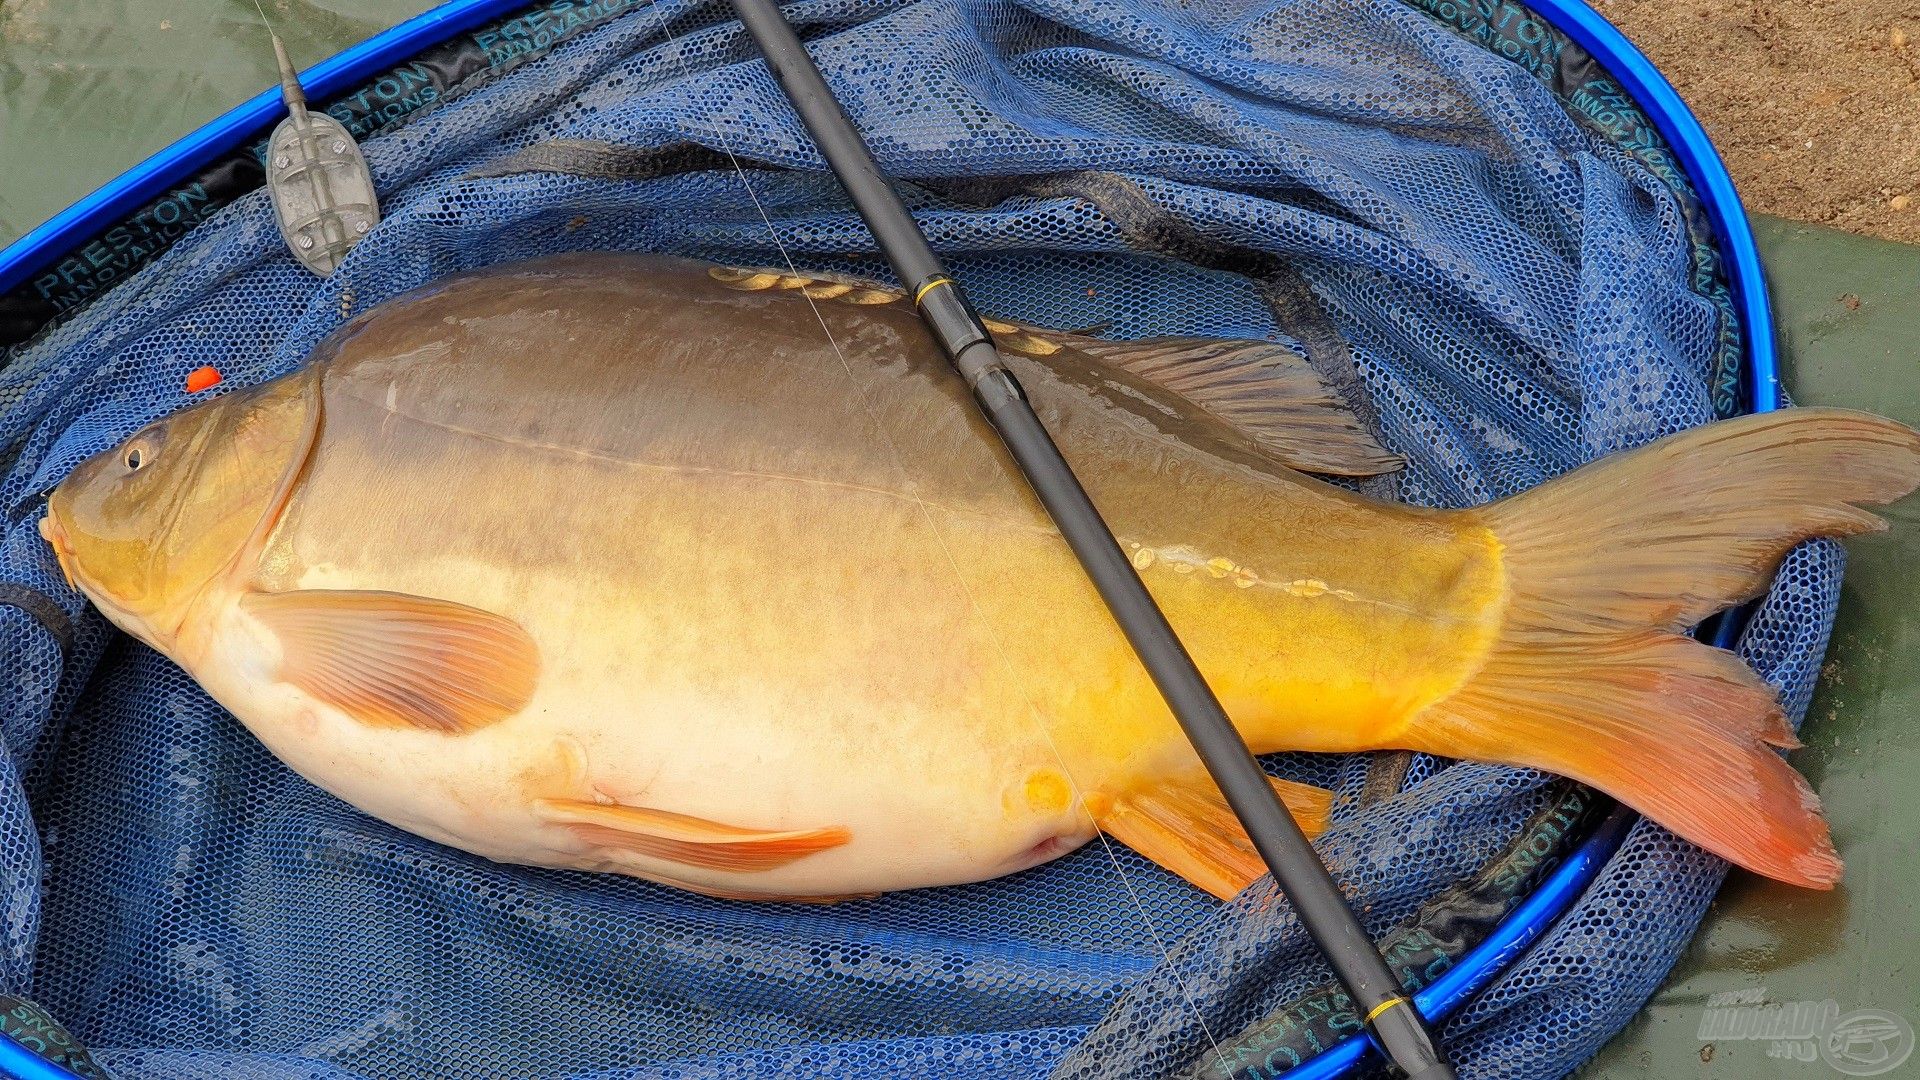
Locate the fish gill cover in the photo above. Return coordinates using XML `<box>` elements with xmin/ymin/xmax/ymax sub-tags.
<box><xmin>0</xmin><ymin>0</ymin><xmax>1842</xmax><ymax>1078</ymax></box>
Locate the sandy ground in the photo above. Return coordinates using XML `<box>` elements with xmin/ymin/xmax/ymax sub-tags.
<box><xmin>1602</xmin><ymin>0</ymin><xmax>1920</xmax><ymax>243</ymax></box>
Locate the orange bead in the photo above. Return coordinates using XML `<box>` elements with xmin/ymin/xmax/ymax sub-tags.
<box><xmin>185</xmin><ymin>365</ymin><xmax>223</xmax><ymax>393</ymax></box>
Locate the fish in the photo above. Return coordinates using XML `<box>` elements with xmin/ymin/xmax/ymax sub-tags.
<box><xmin>38</xmin><ymin>252</ymin><xmax>1920</xmax><ymax>901</ymax></box>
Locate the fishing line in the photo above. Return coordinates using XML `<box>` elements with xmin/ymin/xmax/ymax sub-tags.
<box><xmin>631</xmin><ymin>0</ymin><xmax>1233</xmax><ymax>1066</ymax></box>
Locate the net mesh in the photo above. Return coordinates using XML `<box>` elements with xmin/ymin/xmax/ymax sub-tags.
<box><xmin>0</xmin><ymin>0</ymin><xmax>1841</xmax><ymax>1077</ymax></box>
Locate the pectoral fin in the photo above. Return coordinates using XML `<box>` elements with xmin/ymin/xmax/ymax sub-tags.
<box><xmin>242</xmin><ymin>589</ymin><xmax>539</xmax><ymax>734</ymax></box>
<box><xmin>1092</xmin><ymin>770</ymin><xmax>1334</xmax><ymax>900</ymax></box>
<box><xmin>536</xmin><ymin>798</ymin><xmax>851</xmax><ymax>872</ymax></box>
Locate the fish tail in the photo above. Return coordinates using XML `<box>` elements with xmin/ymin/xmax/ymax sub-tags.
<box><xmin>1411</xmin><ymin>408</ymin><xmax>1920</xmax><ymax>888</ymax></box>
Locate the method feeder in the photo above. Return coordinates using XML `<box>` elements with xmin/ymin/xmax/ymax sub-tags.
<box><xmin>261</xmin><ymin>22</ymin><xmax>379</xmax><ymax>276</ymax></box>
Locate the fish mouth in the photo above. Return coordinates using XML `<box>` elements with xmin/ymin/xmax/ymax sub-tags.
<box><xmin>38</xmin><ymin>513</ymin><xmax>79</xmax><ymax>590</ymax></box>
<box><xmin>37</xmin><ymin>510</ymin><xmax>167</xmax><ymax>650</ymax></box>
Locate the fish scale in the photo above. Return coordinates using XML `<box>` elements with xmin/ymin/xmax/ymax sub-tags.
<box><xmin>39</xmin><ymin>252</ymin><xmax>1920</xmax><ymax>900</ymax></box>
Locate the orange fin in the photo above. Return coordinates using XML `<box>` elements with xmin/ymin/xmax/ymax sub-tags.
<box><xmin>242</xmin><ymin>589</ymin><xmax>539</xmax><ymax>734</ymax></box>
<box><xmin>1424</xmin><ymin>408</ymin><xmax>1920</xmax><ymax>888</ymax></box>
<box><xmin>1091</xmin><ymin>771</ymin><xmax>1334</xmax><ymax>900</ymax></box>
<box><xmin>536</xmin><ymin>798</ymin><xmax>850</xmax><ymax>872</ymax></box>
<box><xmin>1418</xmin><ymin>632</ymin><xmax>1840</xmax><ymax>887</ymax></box>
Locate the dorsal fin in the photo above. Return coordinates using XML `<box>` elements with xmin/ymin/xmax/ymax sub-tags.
<box><xmin>707</xmin><ymin>265</ymin><xmax>1066</xmax><ymax>356</ymax></box>
<box><xmin>707</xmin><ymin>265</ymin><xmax>903</xmax><ymax>305</ymax></box>
<box><xmin>707</xmin><ymin>264</ymin><xmax>1403</xmax><ymax>477</ymax></box>
<box><xmin>1036</xmin><ymin>334</ymin><xmax>1403</xmax><ymax>476</ymax></box>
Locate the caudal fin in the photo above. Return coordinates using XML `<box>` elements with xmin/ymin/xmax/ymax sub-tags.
<box><xmin>1412</xmin><ymin>408</ymin><xmax>1920</xmax><ymax>888</ymax></box>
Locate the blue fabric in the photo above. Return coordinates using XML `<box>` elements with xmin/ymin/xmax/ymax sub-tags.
<box><xmin>0</xmin><ymin>0</ymin><xmax>1838</xmax><ymax>1078</ymax></box>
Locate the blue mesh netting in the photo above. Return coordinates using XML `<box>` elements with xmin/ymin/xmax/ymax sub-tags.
<box><xmin>0</xmin><ymin>0</ymin><xmax>1844</xmax><ymax>1078</ymax></box>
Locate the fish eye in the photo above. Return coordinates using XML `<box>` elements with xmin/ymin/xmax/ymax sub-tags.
<box><xmin>124</xmin><ymin>444</ymin><xmax>150</xmax><ymax>471</ymax></box>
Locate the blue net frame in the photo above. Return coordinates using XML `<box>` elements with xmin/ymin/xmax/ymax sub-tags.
<box><xmin>0</xmin><ymin>1</ymin><xmax>1836</xmax><ymax>1079</ymax></box>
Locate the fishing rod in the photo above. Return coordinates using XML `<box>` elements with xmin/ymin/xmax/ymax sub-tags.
<box><xmin>721</xmin><ymin>3</ymin><xmax>1456</xmax><ymax>1077</ymax></box>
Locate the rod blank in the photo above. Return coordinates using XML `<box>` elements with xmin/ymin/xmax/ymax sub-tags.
<box><xmin>722</xmin><ymin>3</ymin><xmax>1457</xmax><ymax>1076</ymax></box>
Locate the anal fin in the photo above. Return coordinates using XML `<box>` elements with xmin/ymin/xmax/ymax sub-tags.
<box><xmin>537</xmin><ymin>798</ymin><xmax>850</xmax><ymax>873</ymax></box>
<box><xmin>1091</xmin><ymin>770</ymin><xmax>1334</xmax><ymax>900</ymax></box>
